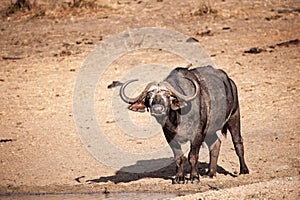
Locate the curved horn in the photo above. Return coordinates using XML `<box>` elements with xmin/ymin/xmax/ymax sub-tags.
<box><xmin>160</xmin><ymin>77</ymin><xmax>199</xmax><ymax>102</ymax></box>
<box><xmin>120</xmin><ymin>79</ymin><xmax>157</xmax><ymax>104</ymax></box>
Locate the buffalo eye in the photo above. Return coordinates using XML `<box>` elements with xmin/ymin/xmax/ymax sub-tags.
<box><xmin>145</xmin><ymin>92</ymin><xmax>154</xmax><ymax>107</ymax></box>
<box><xmin>146</xmin><ymin>91</ymin><xmax>154</xmax><ymax>99</ymax></box>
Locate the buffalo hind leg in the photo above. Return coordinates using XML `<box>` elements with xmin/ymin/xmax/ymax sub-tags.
<box><xmin>227</xmin><ymin>108</ymin><xmax>249</xmax><ymax>174</ymax></box>
<box><xmin>206</xmin><ymin>139</ymin><xmax>221</xmax><ymax>178</ymax></box>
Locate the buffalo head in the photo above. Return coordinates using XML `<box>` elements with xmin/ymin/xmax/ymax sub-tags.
<box><xmin>119</xmin><ymin>78</ymin><xmax>199</xmax><ymax>120</ymax></box>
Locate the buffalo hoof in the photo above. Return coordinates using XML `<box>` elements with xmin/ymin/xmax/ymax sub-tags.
<box><xmin>172</xmin><ymin>176</ymin><xmax>185</xmax><ymax>184</ymax></box>
<box><xmin>205</xmin><ymin>170</ymin><xmax>216</xmax><ymax>178</ymax></box>
<box><xmin>240</xmin><ymin>167</ymin><xmax>249</xmax><ymax>174</ymax></box>
<box><xmin>190</xmin><ymin>177</ymin><xmax>200</xmax><ymax>184</ymax></box>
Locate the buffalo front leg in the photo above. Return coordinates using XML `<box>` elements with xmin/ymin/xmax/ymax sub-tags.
<box><xmin>174</xmin><ymin>154</ymin><xmax>185</xmax><ymax>184</ymax></box>
<box><xmin>188</xmin><ymin>132</ymin><xmax>205</xmax><ymax>184</ymax></box>
<box><xmin>169</xmin><ymin>141</ymin><xmax>185</xmax><ymax>184</ymax></box>
<box><xmin>206</xmin><ymin>138</ymin><xmax>221</xmax><ymax>178</ymax></box>
<box><xmin>227</xmin><ymin>108</ymin><xmax>249</xmax><ymax>174</ymax></box>
<box><xmin>188</xmin><ymin>144</ymin><xmax>201</xmax><ymax>184</ymax></box>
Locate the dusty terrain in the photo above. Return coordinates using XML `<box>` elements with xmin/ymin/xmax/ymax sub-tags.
<box><xmin>0</xmin><ymin>0</ymin><xmax>299</xmax><ymax>199</ymax></box>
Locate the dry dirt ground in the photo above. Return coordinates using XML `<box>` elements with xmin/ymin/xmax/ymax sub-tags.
<box><xmin>0</xmin><ymin>0</ymin><xmax>299</xmax><ymax>199</ymax></box>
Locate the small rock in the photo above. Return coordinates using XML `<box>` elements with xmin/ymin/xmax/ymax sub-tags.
<box><xmin>222</xmin><ymin>27</ymin><xmax>231</xmax><ymax>30</ymax></box>
<box><xmin>84</xmin><ymin>41</ymin><xmax>94</xmax><ymax>45</ymax></box>
<box><xmin>196</xmin><ymin>30</ymin><xmax>213</xmax><ymax>37</ymax></box>
<box><xmin>276</xmin><ymin>39</ymin><xmax>299</xmax><ymax>47</ymax></box>
<box><xmin>186</xmin><ymin>37</ymin><xmax>199</xmax><ymax>42</ymax></box>
<box><xmin>107</xmin><ymin>81</ymin><xmax>123</xmax><ymax>89</ymax></box>
<box><xmin>0</xmin><ymin>139</ymin><xmax>14</xmax><ymax>143</ymax></box>
<box><xmin>235</xmin><ymin>61</ymin><xmax>242</xmax><ymax>66</ymax></box>
<box><xmin>244</xmin><ymin>47</ymin><xmax>262</xmax><ymax>54</ymax></box>
<box><xmin>60</xmin><ymin>50</ymin><xmax>72</xmax><ymax>56</ymax></box>
<box><xmin>106</xmin><ymin>120</ymin><xmax>115</xmax><ymax>124</ymax></box>
<box><xmin>74</xmin><ymin>175</ymin><xmax>85</xmax><ymax>183</ymax></box>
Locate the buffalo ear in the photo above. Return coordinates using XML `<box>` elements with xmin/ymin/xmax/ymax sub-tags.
<box><xmin>128</xmin><ymin>101</ymin><xmax>147</xmax><ymax>112</ymax></box>
<box><xmin>170</xmin><ymin>98</ymin><xmax>188</xmax><ymax>110</ymax></box>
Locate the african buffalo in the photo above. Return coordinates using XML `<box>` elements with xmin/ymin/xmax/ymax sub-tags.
<box><xmin>119</xmin><ymin>65</ymin><xmax>249</xmax><ymax>183</ymax></box>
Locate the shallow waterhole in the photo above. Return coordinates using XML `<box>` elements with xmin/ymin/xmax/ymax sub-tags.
<box><xmin>1</xmin><ymin>192</ymin><xmax>177</xmax><ymax>200</ymax></box>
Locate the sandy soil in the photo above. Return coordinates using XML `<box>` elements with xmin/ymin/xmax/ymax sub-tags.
<box><xmin>0</xmin><ymin>0</ymin><xmax>299</xmax><ymax>199</ymax></box>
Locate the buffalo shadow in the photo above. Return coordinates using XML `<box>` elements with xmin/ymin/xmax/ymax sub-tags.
<box><xmin>86</xmin><ymin>157</ymin><xmax>237</xmax><ymax>184</ymax></box>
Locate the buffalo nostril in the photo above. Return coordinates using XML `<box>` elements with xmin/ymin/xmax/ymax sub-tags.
<box><xmin>152</xmin><ymin>104</ymin><xmax>164</xmax><ymax>113</ymax></box>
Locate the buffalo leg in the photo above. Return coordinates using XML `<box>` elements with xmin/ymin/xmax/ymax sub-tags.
<box><xmin>188</xmin><ymin>132</ymin><xmax>205</xmax><ymax>183</ymax></box>
<box><xmin>174</xmin><ymin>155</ymin><xmax>185</xmax><ymax>184</ymax></box>
<box><xmin>206</xmin><ymin>139</ymin><xmax>221</xmax><ymax>177</ymax></box>
<box><xmin>188</xmin><ymin>144</ymin><xmax>200</xmax><ymax>183</ymax></box>
<box><xmin>227</xmin><ymin>108</ymin><xmax>249</xmax><ymax>174</ymax></box>
<box><xmin>169</xmin><ymin>141</ymin><xmax>185</xmax><ymax>184</ymax></box>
